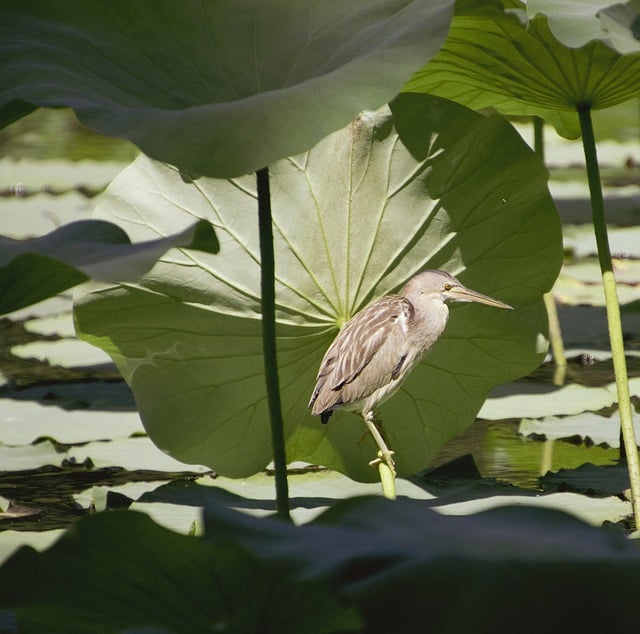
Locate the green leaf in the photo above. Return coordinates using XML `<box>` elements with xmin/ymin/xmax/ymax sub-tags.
<box><xmin>0</xmin><ymin>0</ymin><xmax>454</xmax><ymax>178</ymax></box>
<box><xmin>405</xmin><ymin>5</ymin><xmax>640</xmax><ymax>137</ymax></box>
<box><xmin>201</xmin><ymin>494</ymin><xmax>640</xmax><ymax>631</ymax></box>
<box><xmin>541</xmin><ymin>462</ymin><xmax>631</xmax><ymax>496</ymax></box>
<box><xmin>4</xmin><ymin>493</ymin><xmax>639</xmax><ymax>633</ymax></box>
<box><xmin>0</xmin><ymin>219</ymin><xmax>218</xmax><ymax>315</ymax></box>
<box><xmin>0</xmin><ymin>510</ymin><xmax>361</xmax><ymax>633</ymax></box>
<box><xmin>75</xmin><ymin>95</ymin><xmax>561</xmax><ymax>481</ymax></box>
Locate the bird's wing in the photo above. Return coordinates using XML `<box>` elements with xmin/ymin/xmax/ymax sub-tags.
<box><xmin>309</xmin><ymin>295</ymin><xmax>413</xmax><ymax>415</ymax></box>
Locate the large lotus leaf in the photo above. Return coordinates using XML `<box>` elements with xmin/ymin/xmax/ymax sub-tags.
<box><xmin>0</xmin><ymin>511</ymin><xmax>360</xmax><ymax>633</ymax></box>
<box><xmin>0</xmin><ymin>0</ymin><xmax>453</xmax><ymax>178</ymax></box>
<box><xmin>405</xmin><ymin>2</ymin><xmax>640</xmax><ymax>138</ymax></box>
<box><xmin>0</xmin><ymin>219</ymin><xmax>218</xmax><ymax>315</ymax></box>
<box><xmin>74</xmin><ymin>95</ymin><xmax>561</xmax><ymax>481</ymax></box>
<box><xmin>202</xmin><ymin>495</ymin><xmax>640</xmax><ymax>632</ymax></box>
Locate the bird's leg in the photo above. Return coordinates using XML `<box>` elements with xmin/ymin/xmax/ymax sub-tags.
<box><xmin>363</xmin><ymin>411</ymin><xmax>396</xmax><ymax>477</ymax></box>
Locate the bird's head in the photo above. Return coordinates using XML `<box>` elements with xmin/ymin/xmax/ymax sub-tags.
<box><xmin>403</xmin><ymin>270</ymin><xmax>513</xmax><ymax>310</ymax></box>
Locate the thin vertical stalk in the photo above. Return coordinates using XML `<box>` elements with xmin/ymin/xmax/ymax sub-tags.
<box><xmin>534</xmin><ymin>117</ymin><xmax>566</xmax><ymax>385</ymax></box>
<box><xmin>578</xmin><ymin>106</ymin><xmax>640</xmax><ymax>529</ymax></box>
<box><xmin>533</xmin><ymin>116</ymin><xmax>545</xmax><ymax>163</ymax></box>
<box><xmin>543</xmin><ymin>292</ymin><xmax>567</xmax><ymax>386</ymax></box>
<box><xmin>256</xmin><ymin>167</ymin><xmax>291</xmax><ymax>521</ymax></box>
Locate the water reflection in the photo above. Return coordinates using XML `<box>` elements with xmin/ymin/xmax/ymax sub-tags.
<box><xmin>433</xmin><ymin>418</ymin><xmax>621</xmax><ymax>490</ymax></box>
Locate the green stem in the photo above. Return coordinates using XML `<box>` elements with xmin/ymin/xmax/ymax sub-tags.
<box><xmin>533</xmin><ymin>116</ymin><xmax>545</xmax><ymax>163</ymax></box>
<box><xmin>256</xmin><ymin>167</ymin><xmax>291</xmax><ymax>521</ymax></box>
<box><xmin>378</xmin><ymin>462</ymin><xmax>397</xmax><ymax>500</ymax></box>
<box><xmin>543</xmin><ymin>292</ymin><xmax>567</xmax><ymax>386</ymax></box>
<box><xmin>534</xmin><ymin>117</ymin><xmax>566</xmax><ymax>384</ymax></box>
<box><xmin>578</xmin><ymin>106</ymin><xmax>640</xmax><ymax>529</ymax></box>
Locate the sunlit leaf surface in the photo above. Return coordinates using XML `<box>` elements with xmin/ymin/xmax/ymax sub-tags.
<box><xmin>75</xmin><ymin>96</ymin><xmax>561</xmax><ymax>480</ymax></box>
<box><xmin>405</xmin><ymin>3</ymin><xmax>640</xmax><ymax>137</ymax></box>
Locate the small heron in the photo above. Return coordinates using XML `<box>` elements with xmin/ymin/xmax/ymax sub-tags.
<box><xmin>308</xmin><ymin>269</ymin><xmax>513</xmax><ymax>476</ymax></box>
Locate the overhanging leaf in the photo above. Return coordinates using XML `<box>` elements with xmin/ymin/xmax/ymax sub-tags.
<box><xmin>0</xmin><ymin>219</ymin><xmax>218</xmax><ymax>315</ymax></box>
<box><xmin>405</xmin><ymin>2</ymin><xmax>640</xmax><ymax>137</ymax></box>
<box><xmin>201</xmin><ymin>494</ymin><xmax>640</xmax><ymax>631</ymax></box>
<box><xmin>0</xmin><ymin>511</ymin><xmax>360</xmax><ymax>633</ymax></box>
<box><xmin>0</xmin><ymin>0</ymin><xmax>454</xmax><ymax>178</ymax></box>
<box><xmin>74</xmin><ymin>96</ymin><xmax>562</xmax><ymax>481</ymax></box>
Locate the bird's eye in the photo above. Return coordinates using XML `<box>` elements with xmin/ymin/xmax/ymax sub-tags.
<box><xmin>443</xmin><ymin>283</ymin><xmax>452</xmax><ymax>291</ymax></box>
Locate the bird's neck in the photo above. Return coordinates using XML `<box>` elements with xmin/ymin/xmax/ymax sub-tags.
<box><xmin>411</xmin><ymin>297</ymin><xmax>450</xmax><ymax>353</ymax></box>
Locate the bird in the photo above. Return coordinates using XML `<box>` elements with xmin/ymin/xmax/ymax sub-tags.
<box><xmin>308</xmin><ymin>269</ymin><xmax>513</xmax><ymax>476</ymax></box>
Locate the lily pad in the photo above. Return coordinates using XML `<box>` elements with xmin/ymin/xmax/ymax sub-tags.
<box><xmin>75</xmin><ymin>96</ymin><xmax>561</xmax><ymax>481</ymax></box>
<box><xmin>10</xmin><ymin>339</ymin><xmax>114</xmax><ymax>370</ymax></box>
<box><xmin>564</xmin><ymin>224</ymin><xmax>640</xmax><ymax>258</ymax></box>
<box><xmin>137</xmin><ymin>471</ymin><xmax>433</xmax><ymax>526</ymax></box>
<box><xmin>541</xmin><ymin>461</ymin><xmax>632</xmax><ymax>496</ymax></box>
<box><xmin>0</xmin><ymin>157</ymin><xmax>128</xmax><ymax>192</ymax></box>
<box><xmin>481</xmin><ymin>381</ymin><xmax>620</xmax><ymax>419</ymax></box>
<box><xmin>519</xmin><ymin>411</ymin><xmax>640</xmax><ymax>446</ymax></box>
<box><xmin>0</xmin><ymin>191</ymin><xmax>96</xmax><ymax>240</ymax></box>
<box><xmin>67</xmin><ymin>437</ymin><xmax>209</xmax><ymax>473</ymax></box>
<box><xmin>431</xmin><ymin>490</ymin><xmax>630</xmax><ymax>526</ymax></box>
<box><xmin>0</xmin><ymin>441</ymin><xmax>65</xmax><ymax>472</ymax></box>
<box><xmin>0</xmin><ymin>400</ymin><xmax>142</xmax><ymax>446</ymax></box>
<box><xmin>0</xmin><ymin>530</ymin><xmax>64</xmax><ymax>567</ymax></box>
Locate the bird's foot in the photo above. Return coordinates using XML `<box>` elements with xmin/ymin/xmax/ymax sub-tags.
<box><xmin>369</xmin><ymin>450</ymin><xmax>396</xmax><ymax>477</ymax></box>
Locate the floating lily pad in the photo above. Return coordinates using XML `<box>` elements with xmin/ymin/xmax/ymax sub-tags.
<box><xmin>565</xmin><ymin>224</ymin><xmax>640</xmax><ymax>259</ymax></box>
<box><xmin>67</xmin><ymin>437</ymin><xmax>209</xmax><ymax>473</ymax></box>
<box><xmin>0</xmin><ymin>530</ymin><xmax>64</xmax><ymax>566</ymax></box>
<box><xmin>541</xmin><ymin>461</ymin><xmax>631</xmax><ymax>496</ymax></box>
<box><xmin>138</xmin><ymin>470</ymin><xmax>433</xmax><ymax>526</ymax></box>
<box><xmin>0</xmin><ymin>400</ymin><xmax>142</xmax><ymax>446</ymax></box>
<box><xmin>0</xmin><ymin>191</ymin><xmax>96</xmax><ymax>240</ymax></box>
<box><xmin>11</xmin><ymin>339</ymin><xmax>114</xmax><ymax>370</ymax></box>
<box><xmin>480</xmin><ymin>377</ymin><xmax>640</xmax><ymax>419</ymax></box>
<box><xmin>433</xmin><ymin>490</ymin><xmax>630</xmax><ymax>526</ymax></box>
<box><xmin>0</xmin><ymin>441</ymin><xmax>65</xmax><ymax>472</ymax></box>
<box><xmin>0</xmin><ymin>381</ymin><xmax>135</xmax><ymax>412</ymax></box>
<box><xmin>519</xmin><ymin>412</ymin><xmax>640</xmax><ymax>446</ymax></box>
<box><xmin>0</xmin><ymin>157</ymin><xmax>127</xmax><ymax>192</ymax></box>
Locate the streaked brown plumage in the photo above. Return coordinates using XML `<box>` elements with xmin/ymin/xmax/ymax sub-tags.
<box><xmin>309</xmin><ymin>269</ymin><xmax>512</xmax><ymax>474</ymax></box>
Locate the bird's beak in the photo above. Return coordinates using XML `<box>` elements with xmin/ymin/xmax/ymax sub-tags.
<box><xmin>449</xmin><ymin>285</ymin><xmax>513</xmax><ymax>310</ymax></box>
